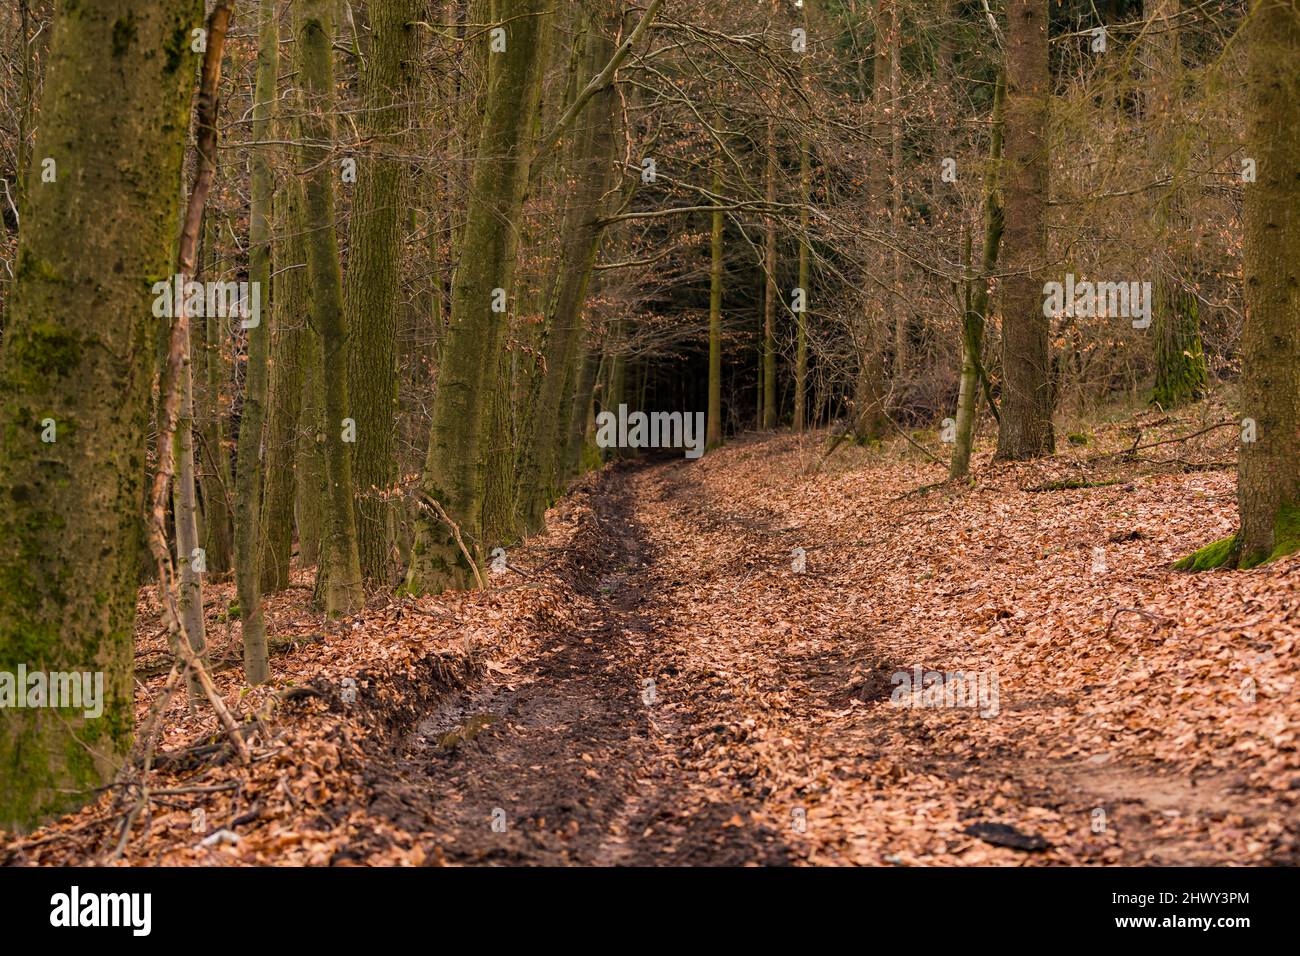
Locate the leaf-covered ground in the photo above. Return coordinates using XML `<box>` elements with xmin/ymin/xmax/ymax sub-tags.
<box><xmin>4</xmin><ymin>401</ymin><xmax>1297</xmax><ymax>865</ymax></box>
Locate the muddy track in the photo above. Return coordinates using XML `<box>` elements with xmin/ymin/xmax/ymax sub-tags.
<box><xmin>364</xmin><ymin>464</ymin><xmax>794</xmax><ymax>865</ymax></box>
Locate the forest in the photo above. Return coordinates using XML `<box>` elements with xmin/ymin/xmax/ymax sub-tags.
<box><xmin>0</xmin><ymin>0</ymin><xmax>1296</xmax><ymax>873</ymax></box>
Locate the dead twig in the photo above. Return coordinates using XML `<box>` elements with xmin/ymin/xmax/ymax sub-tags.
<box><xmin>413</xmin><ymin>492</ymin><xmax>486</xmax><ymax>590</ymax></box>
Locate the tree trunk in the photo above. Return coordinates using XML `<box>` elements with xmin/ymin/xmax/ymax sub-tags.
<box><xmin>1177</xmin><ymin>0</ymin><xmax>1300</xmax><ymax>569</ymax></box>
<box><xmin>1234</xmin><ymin>0</ymin><xmax>1300</xmax><ymax>566</ymax></box>
<box><xmin>405</xmin><ymin>0</ymin><xmax>551</xmax><ymax>593</ymax></box>
<box><xmin>994</xmin><ymin>0</ymin><xmax>1055</xmax><ymax>460</ymax></box>
<box><xmin>1146</xmin><ymin>0</ymin><xmax>1207</xmax><ymax>411</ymax></box>
<box><xmin>762</xmin><ymin>116</ymin><xmax>777</xmax><ymax>430</ymax></box>
<box><xmin>0</xmin><ymin>0</ymin><xmax>201</xmax><ymax>832</ymax></box>
<box><xmin>794</xmin><ymin>137</ymin><xmax>809</xmax><ymax>432</ymax></box>
<box><xmin>345</xmin><ymin>0</ymin><xmax>423</xmax><ymax>585</ymax></box>
<box><xmin>517</xmin><ymin>14</ymin><xmax>617</xmax><ymax>530</ymax></box>
<box><xmin>951</xmin><ymin>70</ymin><xmax>1005</xmax><ymax>480</ymax></box>
<box><xmin>235</xmin><ymin>0</ymin><xmax>277</xmax><ymax>683</ymax></box>
<box><xmin>295</xmin><ymin>0</ymin><xmax>365</xmax><ymax>615</ymax></box>
<box><xmin>296</xmin><ymin>328</ymin><xmax>326</xmax><ymax>569</ymax></box>
<box><xmin>707</xmin><ymin>159</ymin><xmax>725</xmax><ymax>449</ymax></box>
<box><xmin>564</xmin><ymin>348</ymin><xmax>600</xmax><ymax>480</ymax></box>
<box><xmin>198</xmin><ymin>216</ymin><xmax>234</xmax><ymax>576</ymax></box>
<box><xmin>172</xmin><ymin>299</ymin><xmax>207</xmax><ymax>703</ymax></box>
<box><xmin>259</xmin><ymin>177</ymin><xmax>311</xmax><ymax>593</ymax></box>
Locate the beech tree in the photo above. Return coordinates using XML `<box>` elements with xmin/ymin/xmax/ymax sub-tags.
<box><xmin>0</xmin><ymin>0</ymin><xmax>201</xmax><ymax>831</ymax></box>
<box><xmin>405</xmin><ymin>0</ymin><xmax>551</xmax><ymax>593</ymax></box>
<box><xmin>995</xmin><ymin>0</ymin><xmax>1054</xmax><ymax>460</ymax></box>
<box><xmin>1178</xmin><ymin>0</ymin><xmax>1299</xmax><ymax>570</ymax></box>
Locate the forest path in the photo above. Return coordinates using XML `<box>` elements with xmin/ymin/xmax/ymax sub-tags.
<box><xmin>362</xmin><ymin>433</ymin><xmax>1296</xmax><ymax>866</ymax></box>
<box><xmin>367</xmin><ymin>462</ymin><xmax>796</xmax><ymax>865</ymax></box>
<box><xmin>7</xmin><ymin>426</ymin><xmax>1294</xmax><ymax>866</ymax></box>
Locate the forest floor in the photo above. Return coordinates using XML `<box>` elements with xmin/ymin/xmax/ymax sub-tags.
<box><xmin>3</xmin><ymin>396</ymin><xmax>1298</xmax><ymax>866</ymax></box>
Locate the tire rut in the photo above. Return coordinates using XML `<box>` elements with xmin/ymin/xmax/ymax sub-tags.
<box><xmin>365</xmin><ymin>465</ymin><xmax>794</xmax><ymax>865</ymax></box>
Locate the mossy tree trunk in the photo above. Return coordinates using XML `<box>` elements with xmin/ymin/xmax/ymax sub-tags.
<box><xmin>0</xmin><ymin>0</ymin><xmax>201</xmax><ymax>832</ymax></box>
<box><xmin>405</xmin><ymin>0</ymin><xmax>550</xmax><ymax>594</ymax></box>
<box><xmin>994</xmin><ymin>0</ymin><xmax>1055</xmax><ymax>460</ymax></box>
<box><xmin>517</xmin><ymin>12</ymin><xmax>617</xmax><ymax>531</ymax></box>
<box><xmin>1235</xmin><ymin>0</ymin><xmax>1300</xmax><ymax>565</ymax></box>
<box><xmin>1147</xmin><ymin>0</ymin><xmax>1207</xmax><ymax>412</ymax></box>
<box><xmin>563</xmin><ymin>348</ymin><xmax>600</xmax><ymax>480</ymax></box>
<box><xmin>345</xmin><ymin>0</ymin><xmax>423</xmax><ymax>585</ymax></box>
<box><xmin>234</xmin><ymin>0</ymin><xmax>277</xmax><ymax>683</ymax></box>
<box><xmin>295</xmin><ymin>0</ymin><xmax>364</xmax><ymax>615</ymax></box>
<box><xmin>259</xmin><ymin>176</ymin><xmax>311</xmax><ymax>593</ymax></box>
<box><xmin>951</xmin><ymin>70</ymin><xmax>1005</xmax><ymax>480</ymax></box>
<box><xmin>1151</xmin><ymin>284</ymin><xmax>1206</xmax><ymax>409</ymax></box>
<box><xmin>296</xmin><ymin>325</ymin><xmax>325</xmax><ymax>570</ymax></box>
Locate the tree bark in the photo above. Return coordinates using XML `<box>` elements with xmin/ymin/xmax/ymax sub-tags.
<box><xmin>762</xmin><ymin>116</ymin><xmax>778</xmax><ymax>430</ymax></box>
<box><xmin>0</xmin><ymin>0</ymin><xmax>202</xmax><ymax>832</ymax></box>
<box><xmin>1234</xmin><ymin>0</ymin><xmax>1299</xmax><ymax>565</ymax></box>
<box><xmin>295</xmin><ymin>0</ymin><xmax>365</xmax><ymax>615</ymax></box>
<box><xmin>235</xmin><ymin>0</ymin><xmax>277</xmax><ymax>683</ymax></box>
<box><xmin>517</xmin><ymin>12</ymin><xmax>618</xmax><ymax>531</ymax></box>
<box><xmin>707</xmin><ymin>158</ymin><xmax>725</xmax><ymax>448</ymax></box>
<box><xmin>259</xmin><ymin>177</ymin><xmax>311</xmax><ymax>593</ymax></box>
<box><xmin>994</xmin><ymin>0</ymin><xmax>1055</xmax><ymax>460</ymax></box>
<box><xmin>1146</xmin><ymin>0</ymin><xmax>1207</xmax><ymax>411</ymax></box>
<box><xmin>951</xmin><ymin>71</ymin><xmax>1006</xmax><ymax>480</ymax></box>
<box><xmin>405</xmin><ymin>0</ymin><xmax>551</xmax><ymax>593</ymax></box>
<box><xmin>198</xmin><ymin>215</ymin><xmax>234</xmax><ymax>576</ymax></box>
<box><xmin>345</xmin><ymin>0</ymin><xmax>423</xmax><ymax>585</ymax></box>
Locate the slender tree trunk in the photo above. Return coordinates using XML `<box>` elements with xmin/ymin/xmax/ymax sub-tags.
<box><xmin>345</xmin><ymin>0</ymin><xmax>423</xmax><ymax>585</ymax></box>
<box><xmin>235</xmin><ymin>0</ymin><xmax>277</xmax><ymax>683</ymax></box>
<box><xmin>172</xmin><ymin>299</ymin><xmax>207</xmax><ymax>702</ymax></box>
<box><xmin>0</xmin><ymin>0</ymin><xmax>201</xmax><ymax>832</ymax></box>
<box><xmin>707</xmin><ymin>159</ymin><xmax>725</xmax><ymax>449</ymax></box>
<box><xmin>849</xmin><ymin>0</ymin><xmax>893</xmax><ymax>443</ymax></box>
<box><xmin>951</xmin><ymin>71</ymin><xmax>1006</xmax><ymax>480</ymax></box>
<box><xmin>762</xmin><ymin>116</ymin><xmax>777</xmax><ymax>430</ymax></box>
<box><xmin>295</xmin><ymin>0</ymin><xmax>365</xmax><ymax>614</ymax></box>
<box><xmin>198</xmin><ymin>216</ymin><xmax>234</xmax><ymax>575</ymax></box>
<box><xmin>259</xmin><ymin>177</ymin><xmax>311</xmax><ymax>593</ymax></box>
<box><xmin>888</xmin><ymin>6</ymin><xmax>906</xmax><ymax>375</ymax></box>
<box><xmin>994</xmin><ymin>0</ymin><xmax>1055</xmax><ymax>460</ymax></box>
<box><xmin>405</xmin><ymin>0</ymin><xmax>550</xmax><ymax>593</ymax></box>
<box><xmin>1146</xmin><ymin>0</ymin><xmax>1207</xmax><ymax>411</ymax></box>
<box><xmin>794</xmin><ymin>137</ymin><xmax>810</xmax><ymax>432</ymax></box>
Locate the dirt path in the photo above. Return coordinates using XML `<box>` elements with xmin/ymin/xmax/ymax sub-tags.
<box><xmin>359</xmin><ymin>440</ymin><xmax>1296</xmax><ymax>866</ymax></box>
<box><xmin>5</xmin><ymin>424</ymin><xmax>1294</xmax><ymax>867</ymax></box>
<box><xmin>365</xmin><ymin>465</ymin><xmax>794</xmax><ymax>865</ymax></box>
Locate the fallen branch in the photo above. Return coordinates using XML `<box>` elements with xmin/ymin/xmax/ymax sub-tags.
<box><xmin>414</xmin><ymin>492</ymin><xmax>486</xmax><ymax>590</ymax></box>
